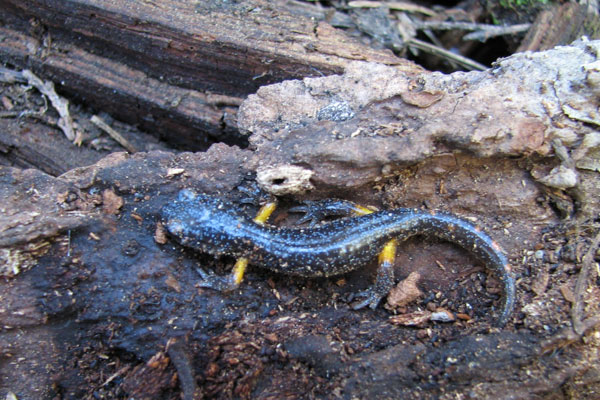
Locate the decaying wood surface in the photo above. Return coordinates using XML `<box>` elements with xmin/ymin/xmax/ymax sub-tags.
<box><xmin>0</xmin><ymin>0</ymin><xmax>407</xmax><ymax>153</ymax></box>
<box><xmin>1</xmin><ymin>1</ymin><xmax>600</xmax><ymax>399</ymax></box>
<box><xmin>1</xmin><ymin>0</ymin><xmax>402</xmax><ymax>93</ymax></box>
<box><xmin>517</xmin><ymin>0</ymin><xmax>600</xmax><ymax>52</ymax></box>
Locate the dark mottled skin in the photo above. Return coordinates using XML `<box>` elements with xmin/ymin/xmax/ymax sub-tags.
<box><xmin>161</xmin><ymin>190</ymin><xmax>516</xmax><ymax>326</ymax></box>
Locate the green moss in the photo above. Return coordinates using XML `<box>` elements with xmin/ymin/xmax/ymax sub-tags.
<box><xmin>499</xmin><ymin>0</ymin><xmax>550</xmax><ymax>10</ymax></box>
<box><xmin>583</xmin><ymin>16</ymin><xmax>600</xmax><ymax>39</ymax></box>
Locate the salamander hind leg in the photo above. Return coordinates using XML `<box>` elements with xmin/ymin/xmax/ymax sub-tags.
<box><xmin>195</xmin><ymin>257</ymin><xmax>249</xmax><ymax>292</ymax></box>
<box><xmin>352</xmin><ymin>239</ymin><xmax>398</xmax><ymax>310</ymax></box>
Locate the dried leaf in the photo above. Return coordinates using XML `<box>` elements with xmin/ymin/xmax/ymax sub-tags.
<box><xmin>385</xmin><ymin>271</ymin><xmax>423</xmax><ymax>309</ymax></box>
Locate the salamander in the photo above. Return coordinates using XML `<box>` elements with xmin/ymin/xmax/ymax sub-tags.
<box><xmin>160</xmin><ymin>189</ymin><xmax>516</xmax><ymax>326</ymax></box>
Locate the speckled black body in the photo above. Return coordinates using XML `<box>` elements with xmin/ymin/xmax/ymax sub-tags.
<box><xmin>161</xmin><ymin>190</ymin><xmax>515</xmax><ymax>326</ymax></box>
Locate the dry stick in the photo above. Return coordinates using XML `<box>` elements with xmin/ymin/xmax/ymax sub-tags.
<box><xmin>349</xmin><ymin>2</ymin><xmax>483</xmax><ymax>70</ymax></box>
<box><xmin>166</xmin><ymin>338</ymin><xmax>200</xmax><ymax>400</ymax></box>
<box><xmin>572</xmin><ymin>230</ymin><xmax>600</xmax><ymax>335</ymax></box>
<box><xmin>21</xmin><ymin>70</ymin><xmax>81</xmax><ymax>145</ymax></box>
<box><xmin>464</xmin><ymin>24</ymin><xmax>531</xmax><ymax>42</ymax></box>
<box><xmin>348</xmin><ymin>0</ymin><xmax>437</xmax><ymax>16</ymax></box>
<box><xmin>101</xmin><ymin>365</ymin><xmax>130</xmax><ymax>387</ymax></box>
<box><xmin>90</xmin><ymin>115</ymin><xmax>137</xmax><ymax>153</ymax></box>
<box><xmin>0</xmin><ymin>66</ymin><xmax>27</xmax><ymax>84</ymax></box>
<box><xmin>421</xmin><ymin>28</ymin><xmax>460</xmax><ymax>70</ymax></box>
<box><xmin>539</xmin><ymin>232</ymin><xmax>600</xmax><ymax>354</ymax></box>
<box><xmin>407</xmin><ymin>38</ymin><xmax>488</xmax><ymax>71</ymax></box>
<box><xmin>0</xmin><ymin>110</ymin><xmax>35</xmax><ymax>118</ymax></box>
<box><xmin>0</xmin><ymin>67</ymin><xmax>62</xmax><ymax>130</ymax></box>
<box><xmin>416</xmin><ymin>21</ymin><xmax>531</xmax><ymax>42</ymax></box>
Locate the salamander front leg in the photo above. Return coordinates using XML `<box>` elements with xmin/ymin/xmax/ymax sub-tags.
<box><xmin>289</xmin><ymin>199</ymin><xmax>375</xmax><ymax>226</ymax></box>
<box><xmin>196</xmin><ymin>201</ymin><xmax>277</xmax><ymax>291</ymax></box>
<box><xmin>352</xmin><ymin>239</ymin><xmax>398</xmax><ymax>310</ymax></box>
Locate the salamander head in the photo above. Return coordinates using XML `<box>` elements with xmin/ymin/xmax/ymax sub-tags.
<box><xmin>160</xmin><ymin>190</ymin><xmax>236</xmax><ymax>250</ymax></box>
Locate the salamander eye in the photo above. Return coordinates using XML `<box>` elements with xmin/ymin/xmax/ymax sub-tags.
<box><xmin>187</xmin><ymin>205</ymin><xmax>211</xmax><ymax>223</ymax></box>
<box><xmin>178</xmin><ymin>189</ymin><xmax>197</xmax><ymax>201</ymax></box>
<box><xmin>166</xmin><ymin>219</ymin><xmax>185</xmax><ymax>236</ymax></box>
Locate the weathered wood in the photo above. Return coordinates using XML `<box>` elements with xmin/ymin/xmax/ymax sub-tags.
<box><xmin>0</xmin><ymin>26</ymin><xmax>242</xmax><ymax>151</ymax></box>
<box><xmin>0</xmin><ymin>118</ymin><xmax>101</xmax><ymax>176</ymax></box>
<box><xmin>517</xmin><ymin>0</ymin><xmax>600</xmax><ymax>52</ymax></box>
<box><xmin>0</xmin><ymin>0</ymin><xmax>403</xmax><ymax>97</ymax></box>
<box><xmin>0</xmin><ymin>0</ymin><xmax>406</xmax><ymax>150</ymax></box>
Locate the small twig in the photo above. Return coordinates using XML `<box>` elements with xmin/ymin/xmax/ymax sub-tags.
<box><xmin>67</xmin><ymin>229</ymin><xmax>71</xmax><ymax>258</ymax></box>
<box><xmin>21</xmin><ymin>69</ymin><xmax>82</xmax><ymax>145</ymax></box>
<box><xmin>0</xmin><ymin>66</ymin><xmax>27</xmax><ymax>84</ymax></box>
<box><xmin>407</xmin><ymin>38</ymin><xmax>488</xmax><ymax>71</ymax></box>
<box><xmin>101</xmin><ymin>365</ymin><xmax>131</xmax><ymax>387</ymax></box>
<box><xmin>167</xmin><ymin>338</ymin><xmax>200</xmax><ymax>400</ymax></box>
<box><xmin>415</xmin><ymin>21</ymin><xmax>531</xmax><ymax>42</ymax></box>
<box><xmin>0</xmin><ymin>110</ymin><xmax>32</xmax><ymax>118</ymax></box>
<box><xmin>541</xmin><ymin>316</ymin><xmax>600</xmax><ymax>353</ymax></box>
<box><xmin>571</xmin><ymin>230</ymin><xmax>600</xmax><ymax>335</ymax></box>
<box><xmin>348</xmin><ymin>1</ymin><xmax>437</xmax><ymax>16</ymax></box>
<box><xmin>91</xmin><ymin>115</ymin><xmax>137</xmax><ymax>153</ymax></box>
<box><xmin>421</xmin><ymin>28</ymin><xmax>460</xmax><ymax>70</ymax></box>
<box><xmin>0</xmin><ymin>95</ymin><xmax>50</xmax><ymax>121</ymax></box>
<box><xmin>464</xmin><ymin>24</ymin><xmax>531</xmax><ymax>42</ymax></box>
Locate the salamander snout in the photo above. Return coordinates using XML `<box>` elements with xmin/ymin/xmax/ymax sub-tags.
<box><xmin>177</xmin><ymin>188</ymin><xmax>198</xmax><ymax>201</ymax></box>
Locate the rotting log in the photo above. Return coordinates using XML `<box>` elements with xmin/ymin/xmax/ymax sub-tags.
<box><xmin>517</xmin><ymin>0</ymin><xmax>600</xmax><ymax>52</ymax></box>
<box><xmin>1</xmin><ymin>4</ymin><xmax>600</xmax><ymax>399</ymax></box>
<box><xmin>0</xmin><ymin>0</ymin><xmax>402</xmax><ymax>95</ymax></box>
<box><xmin>0</xmin><ymin>0</ymin><xmax>407</xmax><ymax>151</ymax></box>
<box><xmin>0</xmin><ymin>26</ymin><xmax>242</xmax><ymax>151</ymax></box>
<box><xmin>238</xmin><ymin>39</ymin><xmax>600</xmax><ymax>218</ymax></box>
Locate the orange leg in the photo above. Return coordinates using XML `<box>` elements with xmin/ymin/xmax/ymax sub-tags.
<box><xmin>229</xmin><ymin>201</ymin><xmax>277</xmax><ymax>287</ymax></box>
<box><xmin>353</xmin><ymin>238</ymin><xmax>398</xmax><ymax>309</ymax></box>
